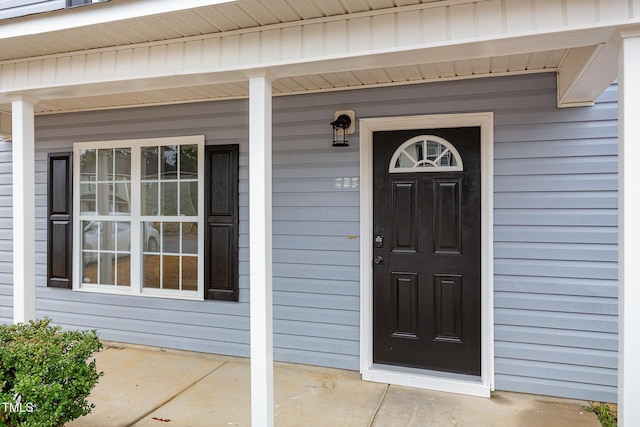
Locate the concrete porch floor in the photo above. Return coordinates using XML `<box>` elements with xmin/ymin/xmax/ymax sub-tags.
<box><xmin>67</xmin><ymin>344</ymin><xmax>601</xmax><ymax>427</ymax></box>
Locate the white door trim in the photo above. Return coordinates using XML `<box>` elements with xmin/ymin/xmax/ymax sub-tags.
<box><xmin>359</xmin><ymin>113</ymin><xmax>494</xmax><ymax>398</ymax></box>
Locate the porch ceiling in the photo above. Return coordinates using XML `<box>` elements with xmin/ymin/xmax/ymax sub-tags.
<box><xmin>0</xmin><ymin>0</ymin><xmax>625</xmax><ymax>115</ymax></box>
<box><xmin>32</xmin><ymin>49</ymin><xmax>568</xmax><ymax>114</ymax></box>
<box><xmin>0</xmin><ymin>0</ymin><xmax>445</xmax><ymax>62</ymax></box>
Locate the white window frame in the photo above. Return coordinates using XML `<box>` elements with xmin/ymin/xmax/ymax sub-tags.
<box><xmin>72</xmin><ymin>135</ymin><xmax>205</xmax><ymax>300</ymax></box>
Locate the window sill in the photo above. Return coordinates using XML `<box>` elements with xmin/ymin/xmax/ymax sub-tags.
<box><xmin>73</xmin><ymin>286</ymin><xmax>204</xmax><ymax>301</ymax></box>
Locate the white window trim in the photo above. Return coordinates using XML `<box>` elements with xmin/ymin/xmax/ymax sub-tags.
<box><xmin>359</xmin><ymin>113</ymin><xmax>494</xmax><ymax>397</ymax></box>
<box><xmin>72</xmin><ymin>135</ymin><xmax>205</xmax><ymax>300</ymax></box>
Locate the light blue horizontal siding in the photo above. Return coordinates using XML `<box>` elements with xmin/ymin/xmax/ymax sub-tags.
<box><xmin>496</xmin><ymin>308</ymin><xmax>617</xmax><ymax>333</ymax></box>
<box><xmin>495</xmin><ymin>325</ymin><xmax>617</xmax><ymax>351</ymax></box>
<box><xmin>495</xmin><ymin>242</ymin><xmax>617</xmax><ymax>262</ymax></box>
<box><xmin>495</xmin><ymin>225</ymin><xmax>617</xmax><ymax>244</ymax></box>
<box><xmin>494</xmin><ymin>275</ymin><xmax>617</xmax><ymax>298</ymax></box>
<box><xmin>495</xmin><ymin>173</ymin><xmax>617</xmax><ymax>192</ymax></box>
<box><xmin>495</xmin><ymin>258</ymin><xmax>616</xmax><ymax>280</ymax></box>
<box><xmin>495</xmin><ymin>371</ymin><xmax>616</xmax><ymax>402</ymax></box>
<box><xmin>493</xmin><ymin>79</ymin><xmax>618</xmax><ymax>403</ymax></box>
<box><xmin>3</xmin><ymin>72</ymin><xmax>613</xmax><ymax>402</ymax></box>
<box><xmin>0</xmin><ymin>142</ymin><xmax>11</xmax><ymax>325</ymax></box>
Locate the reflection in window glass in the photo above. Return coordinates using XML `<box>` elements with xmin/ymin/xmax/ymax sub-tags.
<box><xmin>161</xmin><ymin>182</ymin><xmax>178</xmax><ymax>216</ymax></box>
<box><xmin>182</xmin><ymin>222</ymin><xmax>198</xmax><ymax>254</ymax></box>
<box><xmin>100</xmin><ymin>222</ymin><xmax>116</xmax><ymax>251</ymax></box>
<box><xmin>141</xmin><ymin>147</ymin><xmax>159</xmax><ymax>180</ymax></box>
<box><xmin>77</xmin><ymin>137</ymin><xmax>202</xmax><ymax>296</ymax></box>
<box><xmin>161</xmin><ymin>145</ymin><xmax>178</xmax><ymax>178</ymax></box>
<box><xmin>180</xmin><ymin>145</ymin><xmax>198</xmax><ymax>179</ymax></box>
<box><xmin>115</xmin><ymin>149</ymin><xmax>131</xmax><ymax>178</ymax></box>
<box><xmin>180</xmin><ymin>182</ymin><xmax>198</xmax><ymax>216</ymax></box>
<box><xmin>99</xmin><ymin>252</ymin><xmax>115</xmax><ymax>285</ymax></box>
<box><xmin>97</xmin><ymin>183</ymin><xmax>111</xmax><ymax>215</ymax></box>
<box><xmin>142</xmin><ymin>182</ymin><xmax>158</xmax><ymax>216</ymax></box>
<box><xmin>162</xmin><ymin>222</ymin><xmax>180</xmax><ymax>253</ymax></box>
<box><xmin>162</xmin><ymin>255</ymin><xmax>180</xmax><ymax>289</ymax></box>
<box><xmin>82</xmin><ymin>148</ymin><xmax>132</xmax><ymax>215</ymax></box>
<box><xmin>117</xmin><ymin>254</ymin><xmax>131</xmax><ymax>286</ymax></box>
<box><xmin>182</xmin><ymin>256</ymin><xmax>198</xmax><ymax>290</ymax></box>
<box><xmin>80</xmin><ymin>149</ymin><xmax>96</xmax><ymax>175</ymax></box>
<box><xmin>142</xmin><ymin>144</ymin><xmax>198</xmax><ymax>218</ymax></box>
<box><xmin>81</xmin><ymin>220</ymin><xmax>131</xmax><ymax>287</ymax></box>
<box><xmin>82</xmin><ymin>261</ymin><xmax>97</xmax><ymax>284</ymax></box>
<box><xmin>80</xmin><ymin>149</ymin><xmax>97</xmax><ymax>214</ymax></box>
<box><xmin>143</xmin><ymin>222</ymin><xmax>160</xmax><ymax>252</ymax></box>
<box><xmin>144</xmin><ymin>255</ymin><xmax>160</xmax><ymax>288</ymax></box>
<box><xmin>142</xmin><ymin>220</ymin><xmax>199</xmax><ymax>291</ymax></box>
<box><xmin>98</xmin><ymin>149</ymin><xmax>113</xmax><ymax>181</ymax></box>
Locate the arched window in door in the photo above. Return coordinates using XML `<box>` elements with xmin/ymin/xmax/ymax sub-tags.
<box><xmin>389</xmin><ymin>135</ymin><xmax>464</xmax><ymax>173</ymax></box>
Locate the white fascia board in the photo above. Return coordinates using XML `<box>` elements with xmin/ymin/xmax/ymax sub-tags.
<box><xmin>0</xmin><ymin>0</ymin><xmax>237</xmax><ymax>39</ymax></box>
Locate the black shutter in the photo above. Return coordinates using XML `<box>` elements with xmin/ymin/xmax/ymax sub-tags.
<box><xmin>205</xmin><ymin>145</ymin><xmax>239</xmax><ymax>301</ymax></box>
<box><xmin>47</xmin><ymin>152</ymin><xmax>73</xmax><ymax>289</ymax></box>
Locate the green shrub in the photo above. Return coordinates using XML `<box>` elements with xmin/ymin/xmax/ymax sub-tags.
<box><xmin>0</xmin><ymin>318</ymin><xmax>103</xmax><ymax>427</ymax></box>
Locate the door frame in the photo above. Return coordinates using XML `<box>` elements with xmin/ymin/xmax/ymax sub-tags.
<box><xmin>359</xmin><ymin>113</ymin><xmax>494</xmax><ymax>397</ymax></box>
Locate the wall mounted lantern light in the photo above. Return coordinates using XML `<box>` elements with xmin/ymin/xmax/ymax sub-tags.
<box><xmin>331</xmin><ymin>110</ymin><xmax>355</xmax><ymax>147</ymax></box>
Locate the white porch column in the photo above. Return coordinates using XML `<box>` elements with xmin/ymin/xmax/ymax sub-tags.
<box><xmin>248</xmin><ymin>72</ymin><xmax>274</xmax><ymax>427</ymax></box>
<box><xmin>10</xmin><ymin>95</ymin><xmax>37</xmax><ymax>324</ymax></box>
<box><xmin>618</xmin><ymin>31</ymin><xmax>640</xmax><ymax>427</ymax></box>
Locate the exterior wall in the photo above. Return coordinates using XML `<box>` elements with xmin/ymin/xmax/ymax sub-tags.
<box><xmin>0</xmin><ymin>141</ymin><xmax>12</xmax><ymax>323</ymax></box>
<box><xmin>6</xmin><ymin>72</ymin><xmax>616</xmax><ymax>402</ymax></box>
<box><xmin>0</xmin><ymin>0</ymin><xmax>63</xmax><ymax>20</ymax></box>
<box><xmin>32</xmin><ymin>92</ymin><xmax>363</xmax><ymax>369</ymax></box>
<box><xmin>493</xmin><ymin>82</ymin><xmax>618</xmax><ymax>402</ymax></box>
<box><xmin>33</xmin><ymin>99</ymin><xmax>254</xmax><ymax>358</ymax></box>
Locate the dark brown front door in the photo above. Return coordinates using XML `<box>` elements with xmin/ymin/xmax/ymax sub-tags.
<box><xmin>373</xmin><ymin>127</ymin><xmax>481</xmax><ymax>376</ymax></box>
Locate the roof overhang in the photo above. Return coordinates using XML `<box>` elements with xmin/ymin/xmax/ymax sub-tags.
<box><xmin>0</xmin><ymin>0</ymin><xmax>635</xmax><ymax>115</ymax></box>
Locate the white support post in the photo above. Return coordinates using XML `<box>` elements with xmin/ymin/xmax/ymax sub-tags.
<box><xmin>618</xmin><ymin>32</ymin><xmax>640</xmax><ymax>427</ymax></box>
<box><xmin>11</xmin><ymin>96</ymin><xmax>37</xmax><ymax>324</ymax></box>
<box><xmin>248</xmin><ymin>72</ymin><xmax>274</xmax><ymax>427</ymax></box>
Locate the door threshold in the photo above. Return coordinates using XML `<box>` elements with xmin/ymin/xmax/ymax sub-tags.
<box><xmin>362</xmin><ymin>364</ymin><xmax>490</xmax><ymax>398</ymax></box>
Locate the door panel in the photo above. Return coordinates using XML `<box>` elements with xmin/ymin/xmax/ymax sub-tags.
<box><xmin>391</xmin><ymin>272</ymin><xmax>419</xmax><ymax>338</ymax></box>
<box><xmin>391</xmin><ymin>181</ymin><xmax>417</xmax><ymax>252</ymax></box>
<box><xmin>434</xmin><ymin>179</ymin><xmax>462</xmax><ymax>254</ymax></box>
<box><xmin>373</xmin><ymin>127</ymin><xmax>481</xmax><ymax>376</ymax></box>
<box><xmin>434</xmin><ymin>273</ymin><xmax>463</xmax><ymax>342</ymax></box>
